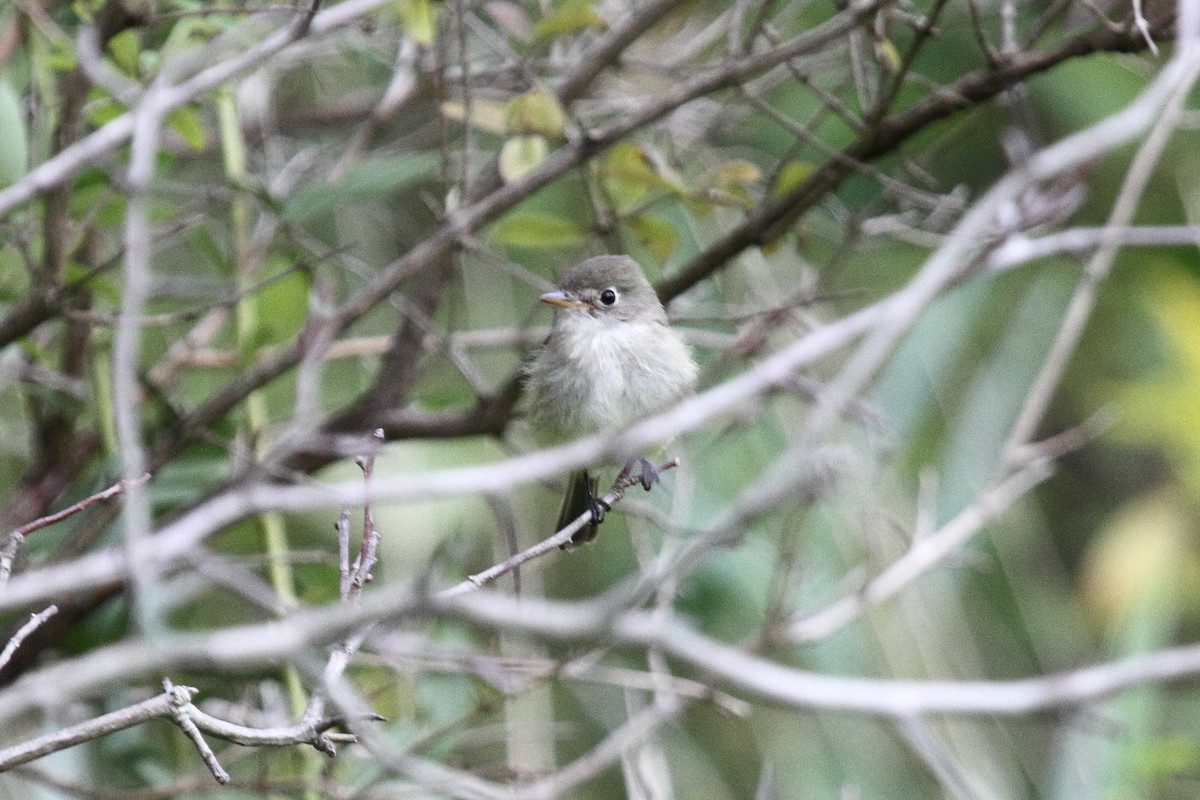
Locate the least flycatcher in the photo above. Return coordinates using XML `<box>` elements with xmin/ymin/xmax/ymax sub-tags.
<box><xmin>525</xmin><ymin>255</ymin><xmax>698</xmax><ymax>545</ymax></box>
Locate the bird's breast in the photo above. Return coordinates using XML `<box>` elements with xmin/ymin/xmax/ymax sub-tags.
<box><xmin>528</xmin><ymin>318</ymin><xmax>696</xmax><ymax>442</ymax></box>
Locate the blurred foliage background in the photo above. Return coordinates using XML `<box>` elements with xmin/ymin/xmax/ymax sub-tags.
<box><xmin>0</xmin><ymin>0</ymin><xmax>1198</xmax><ymax>797</ymax></box>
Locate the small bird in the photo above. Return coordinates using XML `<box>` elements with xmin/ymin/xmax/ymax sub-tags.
<box><xmin>525</xmin><ymin>255</ymin><xmax>698</xmax><ymax>545</ymax></box>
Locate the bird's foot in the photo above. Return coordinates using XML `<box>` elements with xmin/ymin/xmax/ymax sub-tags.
<box><xmin>562</xmin><ymin>474</ymin><xmax>608</xmax><ymax>549</ymax></box>
<box><xmin>624</xmin><ymin>457</ymin><xmax>660</xmax><ymax>491</ymax></box>
<box><xmin>588</xmin><ymin>491</ymin><xmax>609</xmax><ymax>527</ymax></box>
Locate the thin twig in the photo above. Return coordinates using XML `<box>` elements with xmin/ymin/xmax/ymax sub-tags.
<box><xmin>163</xmin><ymin>679</ymin><xmax>230</xmax><ymax>784</ymax></box>
<box><xmin>440</xmin><ymin>459</ymin><xmax>682</xmax><ymax>597</ymax></box>
<box><xmin>0</xmin><ymin>680</ymin><xmax>373</xmax><ymax>775</ymax></box>
<box><xmin>1000</xmin><ymin>54</ymin><xmax>1200</xmax><ymax>465</ymax></box>
<box><xmin>784</xmin><ymin>452</ymin><xmax>1055</xmax><ymax>643</ymax></box>
<box><xmin>0</xmin><ymin>607</ymin><xmax>58</xmax><ymax>673</ymax></box>
<box><xmin>0</xmin><ymin>474</ymin><xmax>149</xmax><ymax>586</ymax></box>
<box><xmin>11</xmin><ymin>473</ymin><xmax>150</xmax><ymax>539</ymax></box>
<box><xmin>336</xmin><ymin>507</ymin><xmax>353</xmax><ymax>600</ymax></box>
<box><xmin>893</xmin><ymin>716</ymin><xmax>996</xmax><ymax>800</ymax></box>
<box><xmin>349</xmin><ymin>428</ymin><xmax>385</xmax><ymax>594</ymax></box>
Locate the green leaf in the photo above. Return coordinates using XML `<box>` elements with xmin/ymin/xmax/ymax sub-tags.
<box><xmin>0</xmin><ymin>245</ymin><xmax>27</xmax><ymax>301</ymax></box>
<box><xmin>161</xmin><ymin>15</ymin><xmax>220</xmax><ymax>58</ymax></box>
<box><xmin>68</xmin><ymin>257</ymin><xmax>118</xmax><ymax>302</ymax></box>
<box><xmin>504</xmin><ymin>89</ymin><xmax>566</xmax><ymax>138</ymax></box>
<box><xmin>0</xmin><ymin>77</ymin><xmax>28</xmax><ymax>188</ymax></box>
<box><xmin>878</xmin><ymin>38</ymin><xmax>902</xmax><ymax>72</ymax></box>
<box><xmin>1126</xmin><ymin>736</ymin><xmax>1200</xmax><ymax>780</ymax></box>
<box><xmin>498</xmin><ymin>135</ymin><xmax>548</xmax><ymax>183</ymax></box>
<box><xmin>167</xmin><ymin>106</ymin><xmax>207</xmax><ymax>152</ymax></box>
<box><xmin>599</xmin><ymin>142</ymin><xmax>660</xmax><ymax>212</ymax></box>
<box><xmin>492</xmin><ymin>211</ymin><xmax>586</xmax><ymax>249</ymax></box>
<box><xmin>683</xmin><ymin>195</ymin><xmax>715</xmax><ymax>217</ymax></box>
<box><xmin>716</xmin><ymin>159</ymin><xmax>762</xmax><ymax>186</ymax></box>
<box><xmin>772</xmin><ymin>161</ymin><xmax>814</xmax><ymax>201</ymax></box>
<box><xmin>284</xmin><ymin>153</ymin><xmax>438</xmax><ymax>223</ymax></box>
<box><xmin>85</xmin><ymin>95</ymin><xmax>125</xmax><ymax>128</ymax></box>
<box><xmin>441</xmin><ymin>99</ymin><xmax>509</xmax><ymax>135</ymax></box>
<box><xmin>255</xmin><ymin>264</ymin><xmax>312</xmax><ymax>345</ymax></box>
<box><xmin>71</xmin><ymin>1</ymin><xmax>95</xmax><ymax>23</ymax></box>
<box><xmin>44</xmin><ymin>39</ymin><xmax>78</xmax><ymax>72</ymax></box>
<box><xmin>629</xmin><ymin>214</ymin><xmax>678</xmax><ymax>263</ymax></box>
<box><xmin>712</xmin><ymin>183</ymin><xmax>756</xmax><ymax>209</ymax></box>
<box><xmin>188</xmin><ymin>228</ymin><xmax>231</xmax><ymax>275</ymax></box>
<box><xmin>94</xmin><ymin>193</ymin><xmax>126</xmax><ymax>227</ymax></box>
<box><xmin>533</xmin><ymin>0</ymin><xmax>605</xmax><ymax>41</ymax></box>
<box><xmin>399</xmin><ymin>0</ymin><xmax>438</xmax><ymax>45</ymax></box>
<box><xmin>107</xmin><ymin>29</ymin><xmax>141</xmax><ymax>76</ymax></box>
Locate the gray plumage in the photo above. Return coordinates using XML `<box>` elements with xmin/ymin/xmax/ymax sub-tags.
<box><xmin>525</xmin><ymin>255</ymin><xmax>698</xmax><ymax>542</ymax></box>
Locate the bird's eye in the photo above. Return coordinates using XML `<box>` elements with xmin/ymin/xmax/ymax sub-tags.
<box><xmin>598</xmin><ymin>288</ymin><xmax>619</xmax><ymax>306</ymax></box>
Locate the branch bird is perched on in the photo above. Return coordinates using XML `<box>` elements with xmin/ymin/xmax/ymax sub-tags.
<box><xmin>525</xmin><ymin>255</ymin><xmax>698</xmax><ymax>546</ymax></box>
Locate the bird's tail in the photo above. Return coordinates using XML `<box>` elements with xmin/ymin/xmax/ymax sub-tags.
<box><xmin>556</xmin><ymin>469</ymin><xmax>600</xmax><ymax>546</ymax></box>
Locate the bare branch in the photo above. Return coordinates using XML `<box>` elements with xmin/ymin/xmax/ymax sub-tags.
<box><xmin>0</xmin><ymin>474</ymin><xmax>148</xmax><ymax>586</ymax></box>
<box><xmin>0</xmin><ymin>606</ymin><xmax>57</xmax><ymax>673</ymax></box>
<box><xmin>0</xmin><ymin>0</ymin><xmax>390</xmax><ymax>217</ymax></box>
<box><xmin>0</xmin><ymin>679</ymin><xmax>376</xmax><ymax>776</ymax></box>
<box><xmin>441</xmin><ymin>459</ymin><xmax>682</xmax><ymax>597</ymax></box>
<box><xmin>11</xmin><ymin>588</ymin><xmax>1200</xmax><ymax>726</ymax></box>
<box><xmin>784</xmin><ymin>453</ymin><xmax>1056</xmax><ymax>643</ymax></box>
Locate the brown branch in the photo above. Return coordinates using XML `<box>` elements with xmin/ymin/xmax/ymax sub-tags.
<box><xmin>657</xmin><ymin>6</ymin><xmax>1174</xmax><ymax>301</ymax></box>
<box><xmin>0</xmin><ymin>473</ymin><xmax>148</xmax><ymax>586</ymax></box>
<box><xmin>195</xmin><ymin>0</ymin><xmax>1172</xmax><ymax>484</ymax></box>
<box><xmin>554</xmin><ymin>0</ymin><xmax>684</xmax><ymax>104</ymax></box>
<box><xmin>113</xmin><ymin>1</ymin><xmax>892</xmax><ymax>484</ymax></box>
<box><xmin>10</xmin><ymin>473</ymin><xmax>148</xmax><ymax>540</ymax></box>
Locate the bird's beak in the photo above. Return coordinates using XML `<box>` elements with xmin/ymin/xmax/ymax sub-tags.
<box><xmin>540</xmin><ymin>290</ymin><xmax>588</xmax><ymax>310</ymax></box>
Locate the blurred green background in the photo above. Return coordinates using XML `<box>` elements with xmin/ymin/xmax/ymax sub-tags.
<box><xmin>2</xmin><ymin>0</ymin><xmax>1200</xmax><ymax>797</ymax></box>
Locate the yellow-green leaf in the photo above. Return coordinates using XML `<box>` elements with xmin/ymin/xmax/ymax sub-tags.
<box><xmin>505</xmin><ymin>89</ymin><xmax>566</xmax><ymax>138</ymax></box>
<box><xmin>85</xmin><ymin>97</ymin><xmax>125</xmax><ymax>128</ymax></box>
<box><xmin>716</xmin><ymin>159</ymin><xmax>762</xmax><ymax>186</ymax></box>
<box><xmin>683</xmin><ymin>195</ymin><xmax>715</xmax><ymax>217</ymax></box>
<box><xmin>492</xmin><ymin>211</ymin><xmax>586</xmax><ymax>249</ymax></box>
<box><xmin>599</xmin><ymin>142</ymin><xmax>662</xmax><ymax>212</ymax></box>
<box><xmin>533</xmin><ymin>0</ymin><xmax>605</xmax><ymax>41</ymax></box>
<box><xmin>71</xmin><ymin>1</ymin><xmax>95</xmax><ymax>23</ymax></box>
<box><xmin>1126</xmin><ymin>737</ymin><xmax>1200</xmax><ymax>781</ymax></box>
<box><xmin>160</xmin><ymin>15</ymin><xmax>217</xmax><ymax>58</ymax></box>
<box><xmin>878</xmin><ymin>38</ymin><xmax>902</xmax><ymax>73</ymax></box>
<box><xmin>44</xmin><ymin>40</ymin><xmax>78</xmax><ymax>72</ymax></box>
<box><xmin>712</xmin><ymin>184</ymin><xmax>756</xmax><ymax>209</ymax></box>
<box><xmin>400</xmin><ymin>0</ymin><xmax>438</xmax><ymax>45</ymax></box>
<box><xmin>107</xmin><ymin>29</ymin><xmax>141</xmax><ymax>76</ymax></box>
<box><xmin>629</xmin><ymin>214</ymin><xmax>678</xmax><ymax>263</ymax></box>
<box><xmin>1079</xmin><ymin>492</ymin><xmax>1194</xmax><ymax>629</ymax></box>
<box><xmin>441</xmin><ymin>100</ymin><xmax>508</xmax><ymax>135</ymax></box>
<box><xmin>499</xmin><ymin>135</ymin><xmax>548</xmax><ymax>183</ymax></box>
<box><xmin>772</xmin><ymin>161</ymin><xmax>814</xmax><ymax>201</ymax></box>
<box><xmin>167</xmin><ymin>106</ymin><xmax>207</xmax><ymax>152</ymax></box>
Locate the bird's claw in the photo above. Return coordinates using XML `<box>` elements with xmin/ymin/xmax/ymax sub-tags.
<box><xmin>587</xmin><ymin>489</ymin><xmax>610</xmax><ymax>526</ymax></box>
<box><xmin>633</xmin><ymin>457</ymin><xmax>659</xmax><ymax>491</ymax></box>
